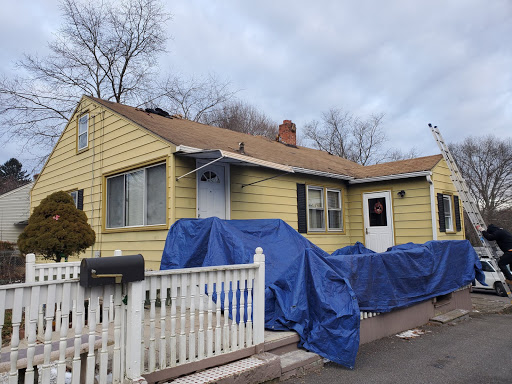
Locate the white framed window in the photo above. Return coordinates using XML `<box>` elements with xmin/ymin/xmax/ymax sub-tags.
<box><xmin>307</xmin><ymin>186</ymin><xmax>343</xmax><ymax>232</ymax></box>
<box><xmin>78</xmin><ymin>114</ymin><xmax>89</xmax><ymax>150</ymax></box>
<box><xmin>307</xmin><ymin>186</ymin><xmax>325</xmax><ymax>231</ymax></box>
<box><xmin>442</xmin><ymin>194</ymin><xmax>453</xmax><ymax>232</ymax></box>
<box><xmin>327</xmin><ymin>189</ymin><xmax>343</xmax><ymax>231</ymax></box>
<box><xmin>106</xmin><ymin>163</ymin><xmax>166</xmax><ymax>229</ymax></box>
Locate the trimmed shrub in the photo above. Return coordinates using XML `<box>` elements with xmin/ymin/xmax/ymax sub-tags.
<box><xmin>18</xmin><ymin>191</ymin><xmax>95</xmax><ymax>262</ymax></box>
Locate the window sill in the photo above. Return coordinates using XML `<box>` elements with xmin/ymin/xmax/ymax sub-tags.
<box><xmin>307</xmin><ymin>230</ymin><xmax>346</xmax><ymax>235</ymax></box>
<box><xmin>76</xmin><ymin>147</ymin><xmax>89</xmax><ymax>155</ymax></box>
<box><xmin>103</xmin><ymin>224</ymin><xmax>168</xmax><ymax>233</ymax></box>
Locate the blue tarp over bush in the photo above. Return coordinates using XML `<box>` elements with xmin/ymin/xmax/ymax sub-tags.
<box><xmin>160</xmin><ymin>218</ymin><xmax>360</xmax><ymax>368</ymax></box>
<box><xmin>328</xmin><ymin>241</ymin><xmax>485</xmax><ymax>312</ymax></box>
<box><xmin>160</xmin><ymin>218</ymin><xmax>484</xmax><ymax>368</ymax></box>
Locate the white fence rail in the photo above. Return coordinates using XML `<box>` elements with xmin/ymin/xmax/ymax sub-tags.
<box><xmin>1</xmin><ymin>248</ymin><xmax>266</xmax><ymax>383</ymax></box>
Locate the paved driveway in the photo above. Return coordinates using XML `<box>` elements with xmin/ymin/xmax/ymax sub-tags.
<box><xmin>287</xmin><ymin>292</ymin><xmax>512</xmax><ymax>384</ymax></box>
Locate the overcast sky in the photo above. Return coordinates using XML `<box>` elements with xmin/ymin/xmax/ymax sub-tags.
<box><xmin>1</xmin><ymin>0</ymin><xmax>511</xmax><ymax>172</ymax></box>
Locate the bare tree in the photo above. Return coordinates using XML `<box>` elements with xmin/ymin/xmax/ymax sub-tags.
<box><xmin>154</xmin><ymin>74</ymin><xmax>237</xmax><ymax>122</ymax></box>
<box><xmin>305</xmin><ymin>108</ymin><xmax>393</xmax><ymax>165</ymax></box>
<box><xmin>0</xmin><ymin>0</ymin><xmax>170</xmax><ymax>162</ymax></box>
<box><xmin>305</xmin><ymin>109</ymin><xmax>353</xmax><ymax>159</ymax></box>
<box><xmin>449</xmin><ymin>136</ymin><xmax>512</xmax><ymax>224</ymax></box>
<box><xmin>203</xmin><ymin>100</ymin><xmax>277</xmax><ymax>139</ymax></box>
<box><xmin>385</xmin><ymin>147</ymin><xmax>420</xmax><ymax>162</ymax></box>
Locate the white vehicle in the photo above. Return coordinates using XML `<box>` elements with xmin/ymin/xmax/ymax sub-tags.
<box><xmin>473</xmin><ymin>258</ymin><xmax>509</xmax><ymax>297</ymax></box>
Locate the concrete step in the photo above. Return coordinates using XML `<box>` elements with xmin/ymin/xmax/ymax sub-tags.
<box><xmin>263</xmin><ymin>331</ymin><xmax>300</xmax><ymax>356</ymax></box>
<box><xmin>430</xmin><ymin>309</ymin><xmax>469</xmax><ymax>324</ymax></box>
<box><xmin>279</xmin><ymin>349</ymin><xmax>324</xmax><ymax>381</ymax></box>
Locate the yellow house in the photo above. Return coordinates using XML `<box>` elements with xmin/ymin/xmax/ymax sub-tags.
<box><xmin>31</xmin><ymin>96</ymin><xmax>464</xmax><ymax>269</ymax></box>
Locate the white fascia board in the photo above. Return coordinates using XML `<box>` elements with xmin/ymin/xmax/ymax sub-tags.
<box><xmin>349</xmin><ymin>171</ymin><xmax>432</xmax><ymax>184</ymax></box>
<box><xmin>291</xmin><ymin>167</ymin><xmax>354</xmax><ymax>181</ymax></box>
<box><xmin>174</xmin><ymin>146</ymin><xmax>294</xmax><ymax>173</ymax></box>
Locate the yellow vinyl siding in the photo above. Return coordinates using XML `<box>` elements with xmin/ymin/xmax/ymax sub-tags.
<box><xmin>347</xmin><ymin>177</ymin><xmax>433</xmax><ymax>247</ymax></box>
<box><xmin>230</xmin><ymin>165</ymin><xmax>352</xmax><ymax>253</ymax></box>
<box><xmin>174</xmin><ymin>156</ymin><xmax>197</xmax><ymax>220</ymax></box>
<box><xmin>431</xmin><ymin>159</ymin><xmax>465</xmax><ymax>240</ymax></box>
<box><xmin>31</xmin><ymin>97</ymin><xmax>174</xmax><ymax>267</ymax></box>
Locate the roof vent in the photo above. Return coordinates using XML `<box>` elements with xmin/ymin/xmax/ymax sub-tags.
<box><xmin>239</xmin><ymin>142</ymin><xmax>245</xmax><ymax>155</ymax></box>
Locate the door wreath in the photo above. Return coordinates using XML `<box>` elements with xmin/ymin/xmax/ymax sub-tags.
<box><xmin>373</xmin><ymin>201</ymin><xmax>384</xmax><ymax>214</ymax></box>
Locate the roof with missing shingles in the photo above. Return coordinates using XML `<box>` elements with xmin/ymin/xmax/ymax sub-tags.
<box><xmin>87</xmin><ymin>96</ymin><xmax>442</xmax><ymax>180</ymax></box>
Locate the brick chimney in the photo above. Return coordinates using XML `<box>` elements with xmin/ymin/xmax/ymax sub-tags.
<box><xmin>278</xmin><ymin>120</ymin><xmax>296</xmax><ymax>146</ymax></box>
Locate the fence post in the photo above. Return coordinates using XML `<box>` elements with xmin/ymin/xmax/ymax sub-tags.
<box><xmin>125</xmin><ymin>280</ymin><xmax>145</xmax><ymax>383</ymax></box>
<box><xmin>25</xmin><ymin>253</ymin><xmax>36</xmax><ymax>283</ymax></box>
<box><xmin>25</xmin><ymin>253</ymin><xmax>36</xmax><ymax>340</ymax></box>
<box><xmin>253</xmin><ymin>247</ymin><xmax>265</xmax><ymax>348</ymax></box>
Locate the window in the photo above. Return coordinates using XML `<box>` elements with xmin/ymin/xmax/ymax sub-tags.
<box><xmin>442</xmin><ymin>195</ymin><xmax>453</xmax><ymax>231</ymax></box>
<box><xmin>70</xmin><ymin>191</ymin><xmax>78</xmax><ymax>207</ymax></box>
<box><xmin>78</xmin><ymin>114</ymin><xmax>89</xmax><ymax>150</ymax></box>
<box><xmin>308</xmin><ymin>186</ymin><xmax>325</xmax><ymax>231</ymax></box>
<box><xmin>69</xmin><ymin>189</ymin><xmax>83</xmax><ymax>210</ymax></box>
<box><xmin>306</xmin><ymin>186</ymin><xmax>343</xmax><ymax>232</ymax></box>
<box><xmin>327</xmin><ymin>189</ymin><xmax>342</xmax><ymax>230</ymax></box>
<box><xmin>106</xmin><ymin>163</ymin><xmax>166</xmax><ymax>229</ymax></box>
<box><xmin>437</xmin><ymin>193</ymin><xmax>461</xmax><ymax>232</ymax></box>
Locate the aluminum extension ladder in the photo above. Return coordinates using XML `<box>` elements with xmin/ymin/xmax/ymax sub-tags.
<box><xmin>428</xmin><ymin>123</ymin><xmax>512</xmax><ymax>298</ymax></box>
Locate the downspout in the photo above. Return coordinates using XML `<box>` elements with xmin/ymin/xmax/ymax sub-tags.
<box><xmin>427</xmin><ymin>173</ymin><xmax>437</xmax><ymax>240</ymax></box>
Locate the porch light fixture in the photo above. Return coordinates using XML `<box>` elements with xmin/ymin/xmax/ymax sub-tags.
<box><xmin>397</xmin><ymin>190</ymin><xmax>406</xmax><ymax>198</ymax></box>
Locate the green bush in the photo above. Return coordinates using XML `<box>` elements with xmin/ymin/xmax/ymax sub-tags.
<box><xmin>18</xmin><ymin>191</ymin><xmax>95</xmax><ymax>262</ymax></box>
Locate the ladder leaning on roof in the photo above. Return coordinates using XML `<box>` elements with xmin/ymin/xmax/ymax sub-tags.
<box><xmin>428</xmin><ymin>123</ymin><xmax>512</xmax><ymax>299</ymax></box>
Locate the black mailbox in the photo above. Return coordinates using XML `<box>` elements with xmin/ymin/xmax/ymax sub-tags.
<box><xmin>79</xmin><ymin>254</ymin><xmax>145</xmax><ymax>287</ymax></box>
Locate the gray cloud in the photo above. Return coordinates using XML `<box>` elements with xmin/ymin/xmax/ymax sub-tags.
<box><xmin>1</xmin><ymin>0</ymin><xmax>511</xmax><ymax>168</ymax></box>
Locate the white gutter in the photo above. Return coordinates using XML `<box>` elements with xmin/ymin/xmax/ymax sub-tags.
<box><xmin>291</xmin><ymin>167</ymin><xmax>354</xmax><ymax>181</ymax></box>
<box><xmin>427</xmin><ymin>173</ymin><xmax>438</xmax><ymax>240</ymax></box>
<box><xmin>349</xmin><ymin>171</ymin><xmax>431</xmax><ymax>184</ymax></box>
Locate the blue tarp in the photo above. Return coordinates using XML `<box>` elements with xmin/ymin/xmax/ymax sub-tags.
<box><xmin>160</xmin><ymin>218</ymin><xmax>360</xmax><ymax>368</ymax></box>
<box><xmin>160</xmin><ymin>218</ymin><xmax>484</xmax><ymax>368</ymax></box>
<box><xmin>328</xmin><ymin>241</ymin><xmax>485</xmax><ymax>312</ymax></box>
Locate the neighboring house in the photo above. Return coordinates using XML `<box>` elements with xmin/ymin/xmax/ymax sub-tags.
<box><xmin>0</xmin><ymin>182</ymin><xmax>33</xmax><ymax>244</ymax></box>
<box><xmin>31</xmin><ymin>96</ymin><xmax>464</xmax><ymax>269</ymax></box>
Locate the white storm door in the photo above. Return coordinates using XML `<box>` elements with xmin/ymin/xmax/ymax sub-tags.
<box><xmin>197</xmin><ymin>162</ymin><xmax>228</xmax><ymax>219</ymax></box>
<box><xmin>363</xmin><ymin>191</ymin><xmax>394</xmax><ymax>252</ymax></box>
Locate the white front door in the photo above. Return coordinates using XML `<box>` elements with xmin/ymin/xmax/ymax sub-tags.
<box><xmin>197</xmin><ymin>162</ymin><xmax>228</xmax><ymax>219</ymax></box>
<box><xmin>363</xmin><ymin>191</ymin><xmax>394</xmax><ymax>252</ymax></box>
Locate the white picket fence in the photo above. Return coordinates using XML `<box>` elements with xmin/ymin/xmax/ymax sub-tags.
<box><xmin>0</xmin><ymin>248</ymin><xmax>266</xmax><ymax>383</ymax></box>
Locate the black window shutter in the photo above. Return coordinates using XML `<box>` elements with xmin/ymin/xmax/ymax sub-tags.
<box><xmin>453</xmin><ymin>195</ymin><xmax>461</xmax><ymax>232</ymax></box>
<box><xmin>297</xmin><ymin>184</ymin><xmax>307</xmax><ymax>233</ymax></box>
<box><xmin>437</xmin><ymin>193</ymin><xmax>446</xmax><ymax>232</ymax></box>
<box><xmin>77</xmin><ymin>189</ymin><xmax>84</xmax><ymax>210</ymax></box>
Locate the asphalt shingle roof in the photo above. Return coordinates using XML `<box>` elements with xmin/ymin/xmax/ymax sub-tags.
<box><xmin>88</xmin><ymin>96</ymin><xmax>442</xmax><ymax>180</ymax></box>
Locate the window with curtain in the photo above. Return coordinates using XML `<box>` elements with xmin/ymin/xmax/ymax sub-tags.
<box><xmin>106</xmin><ymin>163</ymin><xmax>166</xmax><ymax>228</ymax></box>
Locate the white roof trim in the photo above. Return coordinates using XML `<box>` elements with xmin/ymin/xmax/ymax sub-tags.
<box><xmin>291</xmin><ymin>167</ymin><xmax>354</xmax><ymax>181</ymax></box>
<box><xmin>175</xmin><ymin>146</ymin><xmax>433</xmax><ymax>183</ymax></box>
<box><xmin>349</xmin><ymin>171</ymin><xmax>432</xmax><ymax>184</ymax></box>
<box><xmin>175</xmin><ymin>146</ymin><xmax>294</xmax><ymax>173</ymax></box>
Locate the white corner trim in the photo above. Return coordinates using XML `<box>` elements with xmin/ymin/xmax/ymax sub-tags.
<box><xmin>427</xmin><ymin>173</ymin><xmax>438</xmax><ymax>240</ymax></box>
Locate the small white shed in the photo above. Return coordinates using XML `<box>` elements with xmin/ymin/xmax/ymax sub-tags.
<box><xmin>0</xmin><ymin>182</ymin><xmax>33</xmax><ymax>244</ymax></box>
